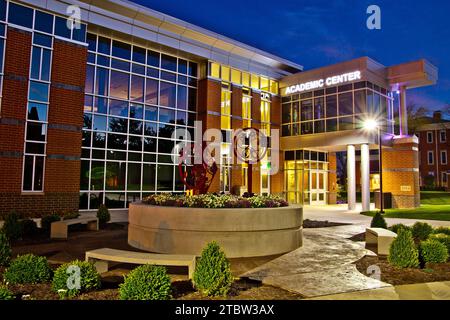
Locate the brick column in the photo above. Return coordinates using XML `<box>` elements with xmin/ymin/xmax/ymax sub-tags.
<box><xmin>328</xmin><ymin>152</ymin><xmax>338</xmax><ymax>204</ymax></box>
<box><xmin>0</xmin><ymin>28</ymin><xmax>31</xmax><ymax>217</ymax></box>
<box><xmin>198</xmin><ymin>78</ymin><xmax>221</xmax><ymax>193</ymax></box>
<box><xmin>382</xmin><ymin>136</ymin><xmax>420</xmax><ymax>208</ymax></box>
<box><xmin>230</xmin><ymin>85</ymin><xmax>243</xmax><ymax>193</ymax></box>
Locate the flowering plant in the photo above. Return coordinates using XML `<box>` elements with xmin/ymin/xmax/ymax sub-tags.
<box><xmin>143</xmin><ymin>194</ymin><xmax>288</xmax><ymax>209</ymax></box>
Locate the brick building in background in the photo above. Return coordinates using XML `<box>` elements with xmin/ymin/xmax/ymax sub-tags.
<box><xmin>417</xmin><ymin>111</ymin><xmax>450</xmax><ymax>189</ymax></box>
<box><xmin>0</xmin><ymin>0</ymin><xmax>438</xmax><ymax>216</ymax></box>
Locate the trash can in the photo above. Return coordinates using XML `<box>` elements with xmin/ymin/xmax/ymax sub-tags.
<box><xmin>375</xmin><ymin>191</ymin><xmax>392</xmax><ymax>209</ymax></box>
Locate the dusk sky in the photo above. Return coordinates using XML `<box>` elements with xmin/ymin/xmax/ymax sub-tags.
<box><xmin>132</xmin><ymin>0</ymin><xmax>450</xmax><ymax>113</ymax></box>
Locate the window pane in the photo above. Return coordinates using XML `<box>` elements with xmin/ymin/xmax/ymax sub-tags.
<box><xmin>326</xmin><ymin>95</ymin><xmax>337</xmax><ymax>118</ymax></box>
<box><xmin>29</xmin><ymin>81</ymin><xmax>49</xmax><ymax>102</ymax></box>
<box><xmin>98</xmin><ymin>36</ymin><xmax>111</xmax><ymax>55</ymax></box>
<box><xmin>111</xmin><ymin>59</ymin><xmax>130</xmax><ymax>71</ymax></box>
<box><xmin>33</xmin><ymin>33</ymin><xmax>52</xmax><ymax>48</ymax></box>
<box><xmin>128</xmin><ymin>136</ymin><xmax>142</xmax><ymax>151</ymax></box>
<box><xmin>147</xmin><ymin>50</ymin><xmax>159</xmax><ymax>67</ymax></box>
<box><xmin>85</xmin><ymin>65</ymin><xmax>94</xmax><ymax>94</ymax></box>
<box><xmin>107</xmin><ymin>133</ymin><xmax>127</xmax><ymax>150</ymax></box>
<box><xmin>145</xmin><ymin>106</ymin><xmax>157</xmax><ymax>121</ymax></box>
<box><xmin>108</xmin><ymin>116</ymin><xmax>128</xmax><ymax>133</ymax></box>
<box><xmin>159</xmin><ymin>108</ymin><xmax>175</xmax><ymax>124</ymax></box>
<box><xmin>160</xmin><ymin>82</ymin><xmax>176</xmax><ymax>107</ymax></box>
<box><xmin>144</xmin><ymin>122</ymin><xmax>157</xmax><ymax>136</ymax></box>
<box><xmin>34</xmin><ymin>156</ymin><xmax>44</xmax><ymax>191</ymax></box>
<box><xmin>177</xmin><ymin>85</ymin><xmax>187</xmax><ymax>110</ymax></box>
<box><xmin>143</xmin><ymin>164</ymin><xmax>155</xmax><ymax>191</ymax></box>
<box><xmin>314</xmin><ymin>97</ymin><xmax>325</xmax><ymax>120</ymax></box>
<box><xmin>93</xmin><ymin>115</ymin><xmax>107</xmax><ymax>131</ymax></box>
<box><xmin>28</xmin><ymin>102</ymin><xmax>48</xmax><ymax>121</ymax></box>
<box><xmin>130</xmin><ymin>75</ymin><xmax>144</xmax><ymax>102</ymax></box>
<box><xmin>188</xmin><ymin>62</ymin><xmax>198</xmax><ymax>77</ymax></box>
<box><xmin>35</xmin><ymin>11</ymin><xmax>53</xmax><ymax>33</ymax></box>
<box><xmin>73</xmin><ymin>24</ymin><xmax>87</xmax><ymax>42</ymax></box>
<box><xmin>23</xmin><ymin>156</ymin><xmax>34</xmax><ymax>190</ymax></box>
<box><xmin>129</xmin><ymin>120</ymin><xmax>143</xmax><ymax>135</ymax></box>
<box><xmin>96</xmin><ymin>67</ymin><xmax>109</xmax><ymax>96</ymax></box>
<box><xmin>338</xmin><ymin>92</ymin><xmax>353</xmax><ymax>116</ymax></box>
<box><xmin>55</xmin><ymin>16</ymin><xmax>71</xmax><ymax>38</ymax></box>
<box><xmin>157</xmin><ymin>165</ymin><xmax>174</xmax><ymax>191</ymax></box>
<box><xmin>8</xmin><ymin>3</ymin><xmax>33</xmax><ymax>28</ymax></box>
<box><xmin>127</xmin><ymin>163</ymin><xmax>141</xmax><ymax>190</ymax></box>
<box><xmin>109</xmin><ymin>99</ymin><xmax>128</xmax><ymax>117</ymax></box>
<box><xmin>188</xmin><ymin>88</ymin><xmax>196</xmax><ymax>112</ymax></box>
<box><xmin>158</xmin><ymin>124</ymin><xmax>175</xmax><ymax>138</ymax></box>
<box><xmin>93</xmin><ymin>133</ymin><xmax>106</xmax><ymax>148</ymax></box>
<box><xmin>90</xmin><ymin>161</ymin><xmax>104</xmax><ymax>190</ymax></box>
<box><xmin>0</xmin><ymin>0</ymin><xmax>6</xmax><ymax>21</ymax></box>
<box><xmin>112</xmin><ymin>40</ymin><xmax>131</xmax><ymax>60</ymax></box>
<box><xmin>144</xmin><ymin>137</ymin><xmax>156</xmax><ymax>152</ymax></box>
<box><xmin>26</xmin><ymin>123</ymin><xmax>46</xmax><ymax>141</ymax></box>
<box><xmin>354</xmin><ymin>90</ymin><xmax>366</xmax><ymax>113</ymax></box>
<box><xmin>145</xmin><ymin>78</ymin><xmax>158</xmax><ymax>105</ymax></box>
<box><xmin>178</xmin><ymin>59</ymin><xmax>187</xmax><ymax>74</ymax></box>
<box><xmin>30</xmin><ymin>48</ymin><xmax>41</xmax><ymax>80</ymax></box>
<box><xmin>161</xmin><ymin>54</ymin><xmax>177</xmax><ymax>71</ymax></box>
<box><xmin>110</xmin><ymin>71</ymin><xmax>129</xmax><ymax>99</ymax></box>
<box><xmin>95</xmin><ymin>97</ymin><xmax>107</xmax><ymax>114</ymax></box>
<box><xmin>130</xmin><ymin>104</ymin><xmax>143</xmax><ymax>119</ymax></box>
<box><xmin>133</xmin><ymin>46</ymin><xmax>146</xmax><ymax>64</ymax></box>
<box><xmin>301</xmin><ymin>100</ymin><xmax>313</xmax><ymax>121</ymax></box>
<box><xmin>106</xmin><ymin>162</ymin><xmax>126</xmax><ymax>190</ymax></box>
<box><xmin>87</xmin><ymin>33</ymin><xmax>96</xmax><ymax>52</ymax></box>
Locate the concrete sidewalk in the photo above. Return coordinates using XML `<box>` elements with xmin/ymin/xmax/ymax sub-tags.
<box><xmin>308</xmin><ymin>281</ymin><xmax>450</xmax><ymax>300</ymax></box>
<box><xmin>304</xmin><ymin>204</ymin><xmax>450</xmax><ymax>227</ymax></box>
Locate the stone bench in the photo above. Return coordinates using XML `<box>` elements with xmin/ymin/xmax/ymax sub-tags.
<box><xmin>51</xmin><ymin>217</ymin><xmax>99</xmax><ymax>240</ymax></box>
<box><xmin>366</xmin><ymin>227</ymin><xmax>397</xmax><ymax>256</ymax></box>
<box><xmin>85</xmin><ymin>248</ymin><xmax>197</xmax><ymax>279</ymax></box>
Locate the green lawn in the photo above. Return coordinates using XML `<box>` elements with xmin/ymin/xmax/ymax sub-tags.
<box><xmin>361</xmin><ymin>191</ymin><xmax>450</xmax><ymax>221</ymax></box>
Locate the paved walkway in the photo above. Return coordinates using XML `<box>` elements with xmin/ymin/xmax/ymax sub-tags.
<box><xmin>308</xmin><ymin>281</ymin><xmax>450</xmax><ymax>300</ymax></box>
<box><xmin>241</xmin><ymin>225</ymin><xmax>393</xmax><ymax>298</ymax></box>
<box><xmin>304</xmin><ymin>203</ymin><xmax>450</xmax><ymax>227</ymax></box>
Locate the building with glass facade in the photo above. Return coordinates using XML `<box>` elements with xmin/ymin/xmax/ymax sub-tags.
<box><xmin>0</xmin><ymin>0</ymin><xmax>438</xmax><ymax>216</ymax></box>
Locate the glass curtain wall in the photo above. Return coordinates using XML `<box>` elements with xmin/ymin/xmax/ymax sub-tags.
<box><xmin>282</xmin><ymin>81</ymin><xmax>395</xmax><ymax>137</ymax></box>
<box><xmin>81</xmin><ymin>33</ymin><xmax>198</xmax><ymax>209</ymax></box>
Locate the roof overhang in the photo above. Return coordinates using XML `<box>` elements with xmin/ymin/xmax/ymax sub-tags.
<box><xmin>387</xmin><ymin>59</ymin><xmax>438</xmax><ymax>90</ymax></box>
<box><xmin>18</xmin><ymin>0</ymin><xmax>303</xmax><ymax>78</ymax></box>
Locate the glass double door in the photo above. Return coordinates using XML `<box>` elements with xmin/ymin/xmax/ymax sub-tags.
<box><xmin>310</xmin><ymin>169</ymin><xmax>327</xmax><ymax>205</ymax></box>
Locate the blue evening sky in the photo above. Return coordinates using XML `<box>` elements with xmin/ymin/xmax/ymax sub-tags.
<box><xmin>131</xmin><ymin>0</ymin><xmax>450</xmax><ymax>112</ymax></box>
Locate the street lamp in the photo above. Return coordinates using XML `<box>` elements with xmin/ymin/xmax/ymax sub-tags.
<box><xmin>363</xmin><ymin>119</ymin><xmax>384</xmax><ymax>214</ymax></box>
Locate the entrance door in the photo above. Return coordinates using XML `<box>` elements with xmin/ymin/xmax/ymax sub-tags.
<box><xmin>310</xmin><ymin>170</ymin><xmax>327</xmax><ymax>205</ymax></box>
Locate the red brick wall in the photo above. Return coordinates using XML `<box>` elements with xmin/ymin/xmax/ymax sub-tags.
<box><xmin>418</xmin><ymin>129</ymin><xmax>450</xmax><ymax>187</ymax></box>
<box><xmin>0</xmin><ymin>29</ymin><xmax>87</xmax><ymax>217</ymax></box>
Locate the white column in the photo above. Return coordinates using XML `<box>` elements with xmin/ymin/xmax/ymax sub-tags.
<box><xmin>361</xmin><ymin>144</ymin><xmax>371</xmax><ymax>212</ymax></box>
<box><xmin>399</xmin><ymin>86</ymin><xmax>408</xmax><ymax>136</ymax></box>
<box><xmin>347</xmin><ymin>145</ymin><xmax>356</xmax><ymax>211</ymax></box>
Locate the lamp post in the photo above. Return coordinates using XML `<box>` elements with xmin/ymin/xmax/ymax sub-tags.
<box><xmin>364</xmin><ymin>119</ymin><xmax>384</xmax><ymax>214</ymax></box>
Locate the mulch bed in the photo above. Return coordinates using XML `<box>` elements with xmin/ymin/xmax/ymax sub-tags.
<box><xmin>354</xmin><ymin>255</ymin><xmax>450</xmax><ymax>286</ymax></box>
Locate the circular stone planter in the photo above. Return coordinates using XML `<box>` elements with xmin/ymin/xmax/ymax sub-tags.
<box><xmin>128</xmin><ymin>203</ymin><xmax>303</xmax><ymax>258</ymax></box>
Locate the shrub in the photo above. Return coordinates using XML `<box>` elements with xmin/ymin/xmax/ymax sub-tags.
<box><xmin>193</xmin><ymin>241</ymin><xmax>233</xmax><ymax>297</ymax></box>
<box><xmin>370</xmin><ymin>211</ymin><xmax>387</xmax><ymax>229</ymax></box>
<box><xmin>52</xmin><ymin>260</ymin><xmax>101</xmax><ymax>298</ymax></box>
<box><xmin>419</xmin><ymin>239</ymin><xmax>449</xmax><ymax>264</ymax></box>
<box><xmin>388</xmin><ymin>229</ymin><xmax>420</xmax><ymax>268</ymax></box>
<box><xmin>20</xmin><ymin>219</ymin><xmax>38</xmax><ymax>237</ymax></box>
<box><xmin>1</xmin><ymin>211</ymin><xmax>23</xmax><ymax>240</ymax></box>
<box><xmin>432</xmin><ymin>227</ymin><xmax>450</xmax><ymax>236</ymax></box>
<box><xmin>0</xmin><ymin>232</ymin><xmax>11</xmax><ymax>267</ymax></box>
<box><xmin>389</xmin><ymin>224</ymin><xmax>411</xmax><ymax>234</ymax></box>
<box><xmin>62</xmin><ymin>211</ymin><xmax>80</xmax><ymax>220</ymax></box>
<box><xmin>119</xmin><ymin>265</ymin><xmax>172</xmax><ymax>300</ymax></box>
<box><xmin>429</xmin><ymin>233</ymin><xmax>450</xmax><ymax>254</ymax></box>
<box><xmin>3</xmin><ymin>254</ymin><xmax>52</xmax><ymax>284</ymax></box>
<box><xmin>41</xmin><ymin>214</ymin><xmax>61</xmax><ymax>232</ymax></box>
<box><xmin>0</xmin><ymin>285</ymin><xmax>14</xmax><ymax>300</ymax></box>
<box><xmin>96</xmin><ymin>205</ymin><xmax>111</xmax><ymax>226</ymax></box>
<box><xmin>412</xmin><ymin>222</ymin><xmax>433</xmax><ymax>241</ymax></box>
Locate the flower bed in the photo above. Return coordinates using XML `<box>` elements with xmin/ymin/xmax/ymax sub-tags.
<box><xmin>143</xmin><ymin>194</ymin><xmax>288</xmax><ymax>209</ymax></box>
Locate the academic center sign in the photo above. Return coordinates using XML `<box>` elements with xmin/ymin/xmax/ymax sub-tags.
<box><xmin>284</xmin><ymin>71</ymin><xmax>362</xmax><ymax>95</ymax></box>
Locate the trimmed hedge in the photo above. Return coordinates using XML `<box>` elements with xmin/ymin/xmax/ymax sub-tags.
<box><xmin>389</xmin><ymin>224</ymin><xmax>411</xmax><ymax>234</ymax></box>
<box><xmin>388</xmin><ymin>229</ymin><xmax>420</xmax><ymax>268</ymax></box>
<box><xmin>20</xmin><ymin>219</ymin><xmax>38</xmax><ymax>237</ymax></box>
<box><xmin>370</xmin><ymin>211</ymin><xmax>387</xmax><ymax>229</ymax></box>
<box><xmin>412</xmin><ymin>222</ymin><xmax>433</xmax><ymax>241</ymax></box>
<box><xmin>429</xmin><ymin>233</ymin><xmax>450</xmax><ymax>255</ymax></box>
<box><xmin>3</xmin><ymin>254</ymin><xmax>52</xmax><ymax>284</ymax></box>
<box><xmin>119</xmin><ymin>265</ymin><xmax>172</xmax><ymax>300</ymax></box>
<box><xmin>193</xmin><ymin>241</ymin><xmax>233</xmax><ymax>297</ymax></box>
<box><xmin>432</xmin><ymin>227</ymin><xmax>450</xmax><ymax>236</ymax></box>
<box><xmin>0</xmin><ymin>231</ymin><xmax>11</xmax><ymax>267</ymax></box>
<box><xmin>52</xmin><ymin>260</ymin><xmax>101</xmax><ymax>298</ymax></box>
<box><xmin>419</xmin><ymin>239</ymin><xmax>449</xmax><ymax>264</ymax></box>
